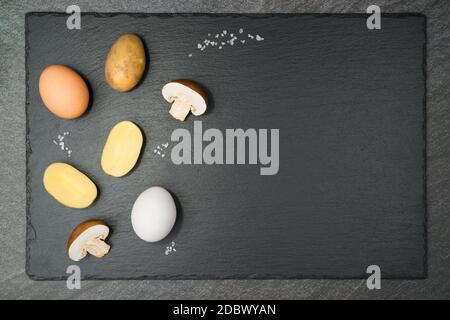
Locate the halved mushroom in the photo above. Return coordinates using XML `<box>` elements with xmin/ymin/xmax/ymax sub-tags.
<box><xmin>162</xmin><ymin>80</ymin><xmax>208</xmax><ymax>121</ymax></box>
<box><xmin>67</xmin><ymin>220</ymin><xmax>111</xmax><ymax>261</ymax></box>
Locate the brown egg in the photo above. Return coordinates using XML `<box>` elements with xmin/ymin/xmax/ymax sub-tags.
<box><xmin>39</xmin><ymin>65</ymin><xmax>90</xmax><ymax>119</ymax></box>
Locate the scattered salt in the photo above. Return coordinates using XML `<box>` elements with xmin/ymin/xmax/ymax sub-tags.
<box><xmin>191</xmin><ymin>28</ymin><xmax>264</xmax><ymax>54</ymax></box>
<box><xmin>52</xmin><ymin>131</ymin><xmax>72</xmax><ymax>157</ymax></box>
<box><xmin>165</xmin><ymin>242</ymin><xmax>176</xmax><ymax>256</ymax></box>
<box><xmin>153</xmin><ymin>142</ymin><xmax>169</xmax><ymax>158</ymax></box>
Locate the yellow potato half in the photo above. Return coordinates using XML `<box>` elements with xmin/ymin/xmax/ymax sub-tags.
<box><xmin>43</xmin><ymin>162</ymin><xmax>97</xmax><ymax>209</ymax></box>
<box><xmin>105</xmin><ymin>34</ymin><xmax>146</xmax><ymax>92</ymax></box>
<box><xmin>101</xmin><ymin>121</ymin><xmax>143</xmax><ymax>177</ymax></box>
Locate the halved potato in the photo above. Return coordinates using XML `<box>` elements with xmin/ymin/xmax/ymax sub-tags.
<box><xmin>101</xmin><ymin>120</ymin><xmax>143</xmax><ymax>177</ymax></box>
<box><xmin>43</xmin><ymin>162</ymin><xmax>97</xmax><ymax>208</ymax></box>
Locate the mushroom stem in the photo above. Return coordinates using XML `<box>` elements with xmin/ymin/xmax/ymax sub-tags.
<box><xmin>169</xmin><ymin>98</ymin><xmax>191</xmax><ymax>121</ymax></box>
<box><xmin>85</xmin><ymin>237</ymin><xmax>111</xmax><ymax>258</ymax></box>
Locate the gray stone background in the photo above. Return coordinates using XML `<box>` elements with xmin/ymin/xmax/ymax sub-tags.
<box><xmin>0</xmin><ymin>0</ymin><xmax>448</xmax><ymax>299</ymax></box>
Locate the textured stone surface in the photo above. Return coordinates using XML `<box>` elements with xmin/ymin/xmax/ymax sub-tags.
<box><xmin>0</xmin><ymin>0</ymin><xmax>449</xmax><ymax>299</ymax></box>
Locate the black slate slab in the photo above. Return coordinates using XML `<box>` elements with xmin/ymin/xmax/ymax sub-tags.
<box><xmin>26</xmin><ymin>13</ymin><xmax>426</xmax><ymax>279</ymax></box>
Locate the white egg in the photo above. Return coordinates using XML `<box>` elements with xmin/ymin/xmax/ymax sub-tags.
<box><xmin>131</xmin><ymin>186</ymin><xmax>177</xmax><ymax>242</ymax></box>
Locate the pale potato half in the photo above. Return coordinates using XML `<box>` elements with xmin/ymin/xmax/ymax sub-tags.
<box><xmin>101</xmin><ymin>120</ymin><xmax>144</xmax><ymax>177</ymax></box>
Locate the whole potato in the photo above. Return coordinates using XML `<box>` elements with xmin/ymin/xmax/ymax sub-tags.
<box><xmin>105</xmin><ymin>34</ymin><xmax>146</xmax><ymax>92</ymax></box>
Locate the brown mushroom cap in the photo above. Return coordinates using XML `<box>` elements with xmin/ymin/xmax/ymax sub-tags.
<box><xmin>170</xmin><ymin>80</ymin><xmax>208</xmax><ymax>106</ymax></box>
<box><xmin>67</xmin><ymin>220</ymin><xmax>107</xmax><ymax>250</ymax></box>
